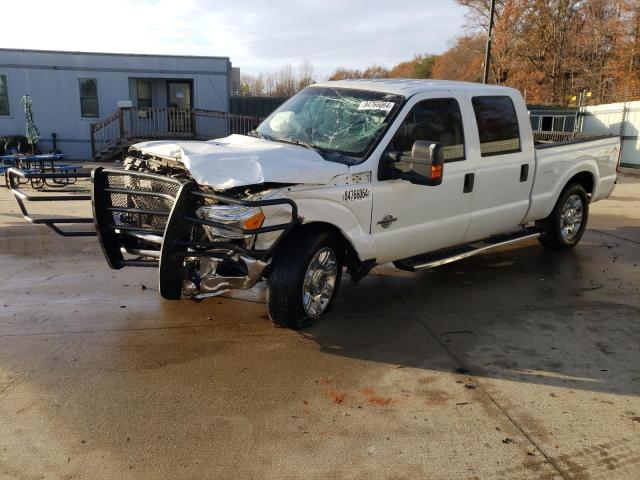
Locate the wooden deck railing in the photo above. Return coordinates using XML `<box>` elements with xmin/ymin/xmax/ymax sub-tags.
<box><xmin>90</xmin><ymin>107</ymin><xmax>264</xmax><ymax>159</ymax></box>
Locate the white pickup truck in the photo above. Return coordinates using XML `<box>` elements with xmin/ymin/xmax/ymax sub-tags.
<box><xmin>9</xmin><ymin>80</ymin><xmax>620</xmax><ymax>329</ymax></box>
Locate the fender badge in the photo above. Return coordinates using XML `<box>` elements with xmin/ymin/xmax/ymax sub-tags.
<box><xmin>377</xmin><ymin>214</ymin><xmax>397</xmax><ymax>229</ymax></box>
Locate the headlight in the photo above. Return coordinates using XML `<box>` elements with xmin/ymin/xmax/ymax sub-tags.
<box><xmin>196</xmin><ymin>205</ymin><xmax>265</xmax><ymax>240</ymax></box>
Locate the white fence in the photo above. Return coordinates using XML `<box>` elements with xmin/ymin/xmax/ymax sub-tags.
<box><xmin>582</xmin><ymin>101</ymin><xmax>640</xmax><ymax>167</ymax></box>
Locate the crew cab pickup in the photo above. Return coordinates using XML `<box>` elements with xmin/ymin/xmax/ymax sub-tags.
<box><xmin>8</xmin><ymin>80</ymin><xmax>620</xmax><ymax>329</ymax></box>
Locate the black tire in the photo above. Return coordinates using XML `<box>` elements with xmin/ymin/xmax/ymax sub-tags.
<box><xmin>267</xmin><ymin>231</ymin><xmax>342</xmax><ymax>329</ymax></box>
<box><xmin>538</xmin><ymin>183</ymin><xmax>589</xmax><ymax>250</ymax></box>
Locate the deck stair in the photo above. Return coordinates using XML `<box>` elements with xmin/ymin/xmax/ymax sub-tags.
<box><xmin>93</xmin><ymin>138</ymin><xmax>148</xmax><ymax>161</ymax></box>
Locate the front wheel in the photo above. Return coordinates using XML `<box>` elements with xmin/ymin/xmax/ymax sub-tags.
<box><xmin>538</xmin><ymin>183</ymin><xmax>589</xmax><ymax>250</ymax></box>
<box><xmin>267</xmin><ymin>232</ymin><xmax>342</xmax><ymax>329</ymax></box>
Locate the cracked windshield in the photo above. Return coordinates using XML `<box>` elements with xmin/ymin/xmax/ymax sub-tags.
<box><xmin>256</xmin><ymin>87</ymin><xmax>403</xmax><ymax>162</ymax></box>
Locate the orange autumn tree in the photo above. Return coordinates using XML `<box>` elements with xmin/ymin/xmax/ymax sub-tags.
<box><xmin>326</xmin><ymin>0</ymin><xmax>639</xmax><ymax>105</ymax></box>
<box><xmin>455</xmin><ymin>0</ymin><xmax>640</xmax><ymax>104</ymax></box>
<box><xmin>431</xmin><ymin>34</ymin><xmax>485</xmax><ymax>82</ymax></box>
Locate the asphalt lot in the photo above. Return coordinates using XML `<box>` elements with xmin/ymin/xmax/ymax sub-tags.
<box><xmin>0</xmin><ymin>174</ymin><xmax>639</xmax><ymax>480</ymax></box>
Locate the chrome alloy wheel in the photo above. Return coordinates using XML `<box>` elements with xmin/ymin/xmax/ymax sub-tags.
<box><xmin>302</xmin><ymin>247</ymin><xmax>338</xmax><ymax>317</ymax></box>
<box><xmin>560</xmin><ymin>194</ymin><xmax>584</xmax><ymax>243</ymax></box>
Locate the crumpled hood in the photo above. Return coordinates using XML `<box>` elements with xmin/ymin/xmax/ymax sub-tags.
<box><xmin>131</xmin><ymin>134</ymin><xmax>349</xmax><ymax>190</ymax></box>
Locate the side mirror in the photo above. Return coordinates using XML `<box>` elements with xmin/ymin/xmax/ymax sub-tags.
<box><xmin>385</xmin><ymin>140</ymin><xmax>444</xmax><ymax>186</ymax></box>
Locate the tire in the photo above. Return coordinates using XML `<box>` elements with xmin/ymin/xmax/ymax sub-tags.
<box><xmin>267</xmin><ymin>231</ymin><xmax>342</xmax><ymax>329</ymax></box>
<box><xmin>538</xmin><ymin>183</ymin><xmax>589</xmax><ymax>250</ymax></box>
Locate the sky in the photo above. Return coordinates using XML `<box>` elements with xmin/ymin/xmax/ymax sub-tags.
<box><xmin>3</xmin><ymin>0</ymin><xmax>468</xmax><ymax>77</ymax></box>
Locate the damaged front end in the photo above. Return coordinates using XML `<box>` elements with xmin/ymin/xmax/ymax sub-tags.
<box><xmin>92</xmin><ymin>167</ymin><xmax>298</xmax><ymax>300</ymax></box>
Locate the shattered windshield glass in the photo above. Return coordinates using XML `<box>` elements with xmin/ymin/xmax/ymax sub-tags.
<box><xmin>256</xmin><ymin>87</ymin><xmax>404</xmax><ymax>162</ymax></box>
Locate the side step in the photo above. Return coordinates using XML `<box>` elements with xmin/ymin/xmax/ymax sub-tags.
<box><xmin>394</xmin><ymin>227</ymin><xmax>541</xmax><ymax>272</ymax></box>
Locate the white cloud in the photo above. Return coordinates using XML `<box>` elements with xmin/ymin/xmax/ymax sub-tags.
<box><xmin>3</xmin><ymin>0</ymin><xmax>467</xmax><ymax>76</ymax></box>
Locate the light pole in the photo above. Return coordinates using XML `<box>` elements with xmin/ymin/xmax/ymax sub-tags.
<box><xmin>483</xmin><ymin>0</ymin><xmax>497</xmax><ymax>84</ymax></box>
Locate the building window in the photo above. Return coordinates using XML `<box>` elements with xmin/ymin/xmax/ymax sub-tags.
<box><xmin>471</xmin><ymin>96</ymin><xmax>521</xmax><ymax>156</ymax></box>
<box><xmin>0</xmin><ymin>75</ymin><xmax>9</xmax><ymax>116</ymax></box>
<box><xmin>136</xmin><ymin>80</ymin><xmax>152</xmax><ymax>108</ymax></box>
<box><xmin>79</xmin><ymin>78</ymin><xmax>99</xmax><ymax>117</ymax></box>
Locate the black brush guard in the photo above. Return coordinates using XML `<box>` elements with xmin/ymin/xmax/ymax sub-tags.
<box><xmin>8</xmin><ymin>167</ymin><xmax>298</xmax><ymax>299</ymax></box>
<box><xmin>6</xmin><ymin>168</ymin><xmax>95</xmax><ymax>237</ymax></box>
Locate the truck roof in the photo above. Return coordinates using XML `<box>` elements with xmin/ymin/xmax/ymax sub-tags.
<box><xmin>311</xmin><ymin>79</ymin><xmax>519</xmax><ymax>98</ymax></box>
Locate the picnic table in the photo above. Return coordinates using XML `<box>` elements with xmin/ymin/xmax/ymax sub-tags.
<box><xmin>1</xmin><ymin>153</ymin><xmax>79</xmax><ymax>189</ymax></box>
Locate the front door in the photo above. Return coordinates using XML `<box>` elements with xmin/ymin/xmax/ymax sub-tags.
<box><xmin>370</xmin><ymin>95</ymin><xmax>474</xmax><ymax>264</ymax></box>
<box><xmin>167</xmin><ymin>81</ymin><xmax>193</xmax><ymax>134</ymax></box>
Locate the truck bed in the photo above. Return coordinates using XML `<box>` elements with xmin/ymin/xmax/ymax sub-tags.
<box><xmin>534</xmin><ymin>133</ymin><xmax>616</xmax><ymax>149</ymax></box>
<box><xmin>523</xmin><ymin>134</ymin><xmax>620</xmax><ymax>224</ymax></box>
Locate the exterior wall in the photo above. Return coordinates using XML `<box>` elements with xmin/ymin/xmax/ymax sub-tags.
<box><xmin>0</xmin><ymin>49</ymin><xmax>231</xmax><ymax>159</ymax></box>
<box><xmin>583</xmin><ymin>100</ymin><xmax>640</xmax><ymax>167</ymax></box>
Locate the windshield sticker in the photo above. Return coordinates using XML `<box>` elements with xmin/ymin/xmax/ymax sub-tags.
<box><xmin>342</xmin><ymin>187</ymin><xmax>371</xmax><ymax>203</ymax></box>
<box><xmin>357</xmin><ymin>101</ymin><xmax>395</xmax><ymax>113</ymax></box>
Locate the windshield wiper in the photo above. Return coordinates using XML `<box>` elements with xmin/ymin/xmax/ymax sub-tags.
<box><xmin>275</xmin><ymin>138</ymin><xmax>327</xmax><ymax>156</ymax></box>
<box><xmin>247</xmin><ymin>129</ymin><xmax>266</xmax><ymax>139</ymax></box>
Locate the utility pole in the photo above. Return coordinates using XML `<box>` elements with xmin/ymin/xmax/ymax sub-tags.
<box><xmin>483</xmin><ymin>0</ymin><xmax>497</xmax><ymax>84</ymax></box>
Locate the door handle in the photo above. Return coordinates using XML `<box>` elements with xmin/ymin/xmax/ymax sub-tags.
<box><xmin>520</xmin><ymin>164</ymin><xmax>529</xmax><ymax>182</ymax></box>
<box><xmin>463</xmin><ymin>173</ymin><xmax>474</xmax><ymax>193</ymax></box>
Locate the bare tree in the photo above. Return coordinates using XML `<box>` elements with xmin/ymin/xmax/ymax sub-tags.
<box><xmin>298</xmin><ymin>60</ymin><xmax>315</xmax><ymax>90</ymax></box>
<box><xmin>240</xmin><ymin>73</ymin><xmax>266</xmax><ymax>97</ymax></box>
<box><xmin>239</xmin><ymin>61</ymin><xmax>317</xmax><ymax>97</ymax></box>
<box><xmin>328</xmin><ymin>65</ymin><xmax>390</xmax><ymax>80</ymax></box>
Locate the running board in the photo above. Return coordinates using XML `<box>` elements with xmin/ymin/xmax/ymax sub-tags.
<box><xmin>394</xmin><ymin>228</ymin><xmax>541</xmax><ymax>272</ymax></box>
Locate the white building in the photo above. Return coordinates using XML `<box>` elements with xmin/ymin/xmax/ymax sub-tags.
<box><xmin>0</xmin><ymin>49</ymin><xmax>237</xmax><ymax>159</ymax></box>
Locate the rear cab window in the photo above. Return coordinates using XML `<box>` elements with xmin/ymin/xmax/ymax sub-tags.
<box><xmin>471</xmin><ymin>96</ymin><xmax>521</xmax><ymax>156</ymax></box>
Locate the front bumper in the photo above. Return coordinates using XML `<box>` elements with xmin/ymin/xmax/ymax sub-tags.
<box><xmin>181</xmin><ymin>255</ymin><xmax>269</xmax><ymax>298</ymax></box>
<box><xmin>92</xmin><ymin>168</ymin><xmax>298</xmax><ymax>299</ymax></box>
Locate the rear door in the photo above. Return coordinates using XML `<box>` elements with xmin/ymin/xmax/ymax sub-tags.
<box><xmin>462</xmin><ymin>94</ymin><xmax>534</xmax><ymax>242</ymax></box>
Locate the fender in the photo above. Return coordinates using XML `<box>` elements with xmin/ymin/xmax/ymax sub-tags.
<box><xmin>253</xmin><ymin>185</ymin><xmax>377</xmax><ymax>262</ymax></box>
<box><xmin>523</xmin><ymin>156</ymin><xmax>599</xmax><ymax>223</ymax></box>
<box><xmin>290</xmin><ymin>196</ymin><xmax>376</xmax><ymax>262</ymax></box>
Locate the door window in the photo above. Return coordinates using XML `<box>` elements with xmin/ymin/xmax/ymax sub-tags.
<box><xmin>388</xmin><ymin>98</ymin><xmax>465</xmax><ymax>162</ymax></box>
<box><xmin>136</xmin><ymin>80</ymin><xmax>152</xmax><ymax>108</ymax></box>
<box><xmin>471</xmin><ymin>96</ymin><xmax>521</xmax><ymax>156</ymax></box>
<box><xmin>168</xmin><ymin>82</ymin><xmax>191</xmax><ymax>109</ymax></box>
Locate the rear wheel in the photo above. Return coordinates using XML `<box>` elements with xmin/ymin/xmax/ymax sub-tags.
<box><xmin>538</xmin><ymin>183</ymin><xmax>589</xmax><ymax>250</ymax></box>
<box><xmin>267</xmin><ymin>231</ymin><xmax>342</xmax><ymax>329</ymax></box>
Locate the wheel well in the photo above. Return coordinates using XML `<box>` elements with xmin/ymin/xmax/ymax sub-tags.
<box><xmin>567</xmin><ymin>171</ymin><xmax>594</xmax><ymax>196</ymax></box>
<box><xmin>274</xmin><ymin>221</ymin><xmax>362</xmax><ymax>271</ymax></box>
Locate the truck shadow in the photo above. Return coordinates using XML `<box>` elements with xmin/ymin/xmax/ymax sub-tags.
<box><xmin>304</xmin><ymin>235</ymin><xmax>640</xmax><ymax>397</ymax></box>
<box><xmin>590</xmin><ymin>223</ymin><xmax>640</xmax><ymax>244</ymax></box>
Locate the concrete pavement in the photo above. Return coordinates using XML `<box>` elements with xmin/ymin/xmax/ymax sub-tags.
<box><xmin>0</xmin><ymin>176</ymin><xmax>638</xmax><ymax>479</ymax></box>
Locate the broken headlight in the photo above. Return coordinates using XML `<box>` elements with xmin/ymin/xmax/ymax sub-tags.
<box><xmin>196</xmin><ymin>205</ymin><xmax>265</xmax><ymax>241</ymax></box>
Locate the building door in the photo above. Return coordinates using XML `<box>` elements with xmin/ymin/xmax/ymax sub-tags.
<box><xmin>167</xmin><ymin>81</ymin><xmax>193</xmax><ymax>135</ymax></box>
